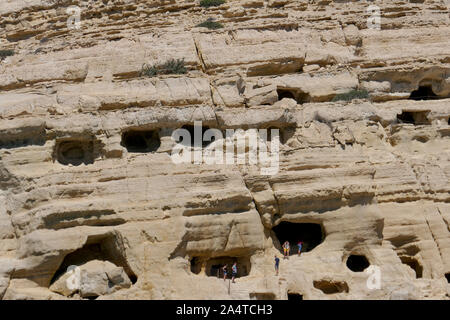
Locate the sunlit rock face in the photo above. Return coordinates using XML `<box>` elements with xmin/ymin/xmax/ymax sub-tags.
<box><xmin>0</xmin><ymin>0</ymin><xmax>449</xmax><ymax>300</ymax></box>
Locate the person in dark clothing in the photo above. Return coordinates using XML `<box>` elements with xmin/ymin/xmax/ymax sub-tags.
<box><xmin>274</xmin><ymin>255</ymin><xmax>280</xmax><ymax>275</ymax></box>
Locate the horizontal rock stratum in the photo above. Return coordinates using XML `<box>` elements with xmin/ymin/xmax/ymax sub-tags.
<box><xmin>0</xmin><ymin>0</ymin><xmax>449</xmax><ymax>300</ymax></box>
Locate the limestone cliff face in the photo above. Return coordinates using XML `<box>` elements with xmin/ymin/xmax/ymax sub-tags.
<box><xmin>0</xmin><ymin>0</ymin><xmax>449</xmax><ymax>300</ymax></box>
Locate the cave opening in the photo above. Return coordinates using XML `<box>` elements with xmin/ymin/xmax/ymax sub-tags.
<box><xmin>272</xmin><ymin>222</ymin><xmax>324</xmax><ymax>255</ymax></box>
<box><xmin>313</xmin><ymin>280</ymin><xmax>349</xmax><ymax>294</ymax></box>
<box><xmin>178</xmin><ymin>125</ymin><xmax>214</xmax><ymax>148</ymax></box>
<box><xmin>400</xmin><ymin>256</ymin><xmax>423</xmax><ymax>279</ymax></box>
<box><xmin>409</xmin><ymin>85</ymin><xmax>438</xmax><ymax>101</ymax></box>
<box><xmin>445</xmin><ymin>273</ymin><xmax>450</xmax><ymax>283</ymax></box>
<box><xmin>346</xmin><ymin>255</ymin><xmax>370</xmax><ymax>272</ymax></box>
<box><xmin>55</xmin><ymin>139</ymin><xmax>95</xmax><ymax>166</ymax></box>
<box><xmin>50</xmin><ymin>234</ymin><xmax>137</xmax><ymax>286</ymax></box>
<box><xmin>190</xmin><ymin>256</ymin><xmax>251</xmax><ymax>278</ymax></box>
<box><xmin>287</xmin><ymin>292</ymin><xmax>303</xmax><ymax>301</ymax></box>
<box><xmin>277</xmin><ymin>89</ymin><xmax>296</xmax><ymax>101</ymax></box>
<box><xmin>397</xmin><ymin>110</ymin><xmax>431</xmax><ymax>125</ymax></box>
<box><xmin>190</xmin><ymin>257</ymin><xmax>201</xmax><ymax>274</ymax></box>
<box><xmin>277</xmin><ymin>89</ymin><xmax>310</xmax><ymax>104</ymax></box>
<box><xmin>121</xmin><ymin>129</ymin><xmax>161</xmax><ymax>153</ymax></box>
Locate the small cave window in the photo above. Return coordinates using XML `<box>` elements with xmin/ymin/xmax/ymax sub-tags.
<box><xmin>277</xmin><ymin>89</ymin><xmax>310</xmax><ymax>104</ymax></box>
<box><xmin>121</xmin><ymin>130</ymin><xmax>161</xmax><ymax>153</ymax></box>
<box><xmin>190</xmin><ymin>257</ymin><xmax>201</xmax><ymax>274</ymax></box>
<box><xmin>397</xmin><ymin>111</ymin><xmax>431</xmax><ymax>125</ymax></box>
<box><xmin>272</xmin><ymin>222</ymin><xmax>324</xmax><ymax>255</ymax></box>
<box><xmin>287</xmin><ymin>292</ymin><xmax>303</xmax><ymax>301</ymax></box>
<box><xmin>55</xmin><ymin>139</ymin><xmax>95</xmax><ymax>166</ymax></box>
<box><xmin>178</xmin><ymin>125</ymin><xmax>215</xmax><ymax>148</ymax></box>
<box><xmin>400</xmin><ymin>256</ymin><xmax>423</xmax><ymax>279</ymax></box>
<box><xmin>409</xmin><ymin>85</ymin><xmax>438</xmax><ymax>101</ymax></box>
<box><xmin>313</xmin><ymin>280</ymin><xmax>349</xmax><ymax>294</ymax></box>
<box><xmin>277</xmin><ymin>89</ymin><xmax>296</xmax><ymax>101</ymax></box>
<box><xmin>445</xmin><ymin>273</ymin><xmax>450</xmax><ymax>283</ymax></box>
<box><xmin>346</xmin><ymin>255</ymin><xmax>370</xmax><ymax>272</ymax></box>
<box><xmin>190</xmin><ymin>256</ymin><xmax>251</xmax><ymax>278</ymax></box>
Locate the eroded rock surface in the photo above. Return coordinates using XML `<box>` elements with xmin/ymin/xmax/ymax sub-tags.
<box><xmin>0</xmin><ymin>0</ymin><xmax>449</xmax><ymax>300</ymax></box>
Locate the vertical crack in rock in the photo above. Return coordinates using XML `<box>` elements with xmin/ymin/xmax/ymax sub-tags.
<box><xmin>193</xmin><ymin>37</ymin><xmax>207</xmax><ymax>74</ymax></box>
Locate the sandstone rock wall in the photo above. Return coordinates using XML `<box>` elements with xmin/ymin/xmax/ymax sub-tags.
<box><xmin>0</xmin><ymin>0</ymin><xmax>449</xmax><ymax>299</ymax></box>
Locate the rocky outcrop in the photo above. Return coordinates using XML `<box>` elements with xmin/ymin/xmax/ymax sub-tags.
<box><xmin>0</xmin><ymin>0</ymin><xmax>449</xmax><ymax>300</ymax></box>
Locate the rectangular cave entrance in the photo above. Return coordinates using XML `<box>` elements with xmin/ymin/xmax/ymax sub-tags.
<box><xmin>121</xmin><ymin>129</ymin><xmax>161</xmax><ymax>153</ymax></box>
<box><xmin>397</xmin><ymin>110</ymin><xmax>431</xmax><ymax>125</ymax></box>
<box><xmin>287</xmin><ymin>292</ymin><xmax>303</xmax><ymax>301</ymax></box>
<box><xmin>272</xmin><ymin>222</ymin><xmax>324</xmax><ymax>255</ymax></box>
<box><xmin>178</xmin><ymin>125</ymin><xmax>214</xmax><ymax>148</ymax></box>
<box><xmin>191</xmin><ymin>256</ymin><xmax>251</xmax><ymax>279</ymax></box>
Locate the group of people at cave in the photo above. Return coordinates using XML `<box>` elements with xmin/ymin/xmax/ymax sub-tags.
<box><xmin>220</xmin><ymin>240</ymin><xmax>304</xmax><ymax>283</ymax></box>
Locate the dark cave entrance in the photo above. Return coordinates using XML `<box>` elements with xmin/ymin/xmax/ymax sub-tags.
<box><xmin>445</xmin><ymin>273</ymin><xmax>450</xmax><ymax>283</ymax></box>
<box><xmin>346</xmin><ymin>255</ymin><xmax>370</xmax><ymax>272</ymax></box>
<box><xmin>272</xmin><ymin>222</ymin><xmax>324</xmax><ymax>255</ymax></box>
<box><xmin>400</xmin><ymin>256</ymin><xmax>423</xmax><ymax>279</ymax></box>
<box><xmin>190</xmin><ymin>256</ymin><xmax>251</xmax><ymax>278</ymax></box>
<box><xmin>277</xmin><ymin>89</ymin><xmax>296</xmax><ymax>101</ymax></box>
<box><xmin>409</xmin><ymin>85</ymin><xmax>438</xmax><ymax>101</ymax></box>
<box><xmin>277</xmin><ymin>89</ymin><xmax>310</xmax><ymax>104</ymax></box>
<box><xmin>121</xmin><ymin>129</ymin><xmax>161</xmax><ymax>153</ymax></box>
<box><xmin>206</xmin><ymin>256</ymin><xmax>250</xmax><ymax>278</ymax></box>
<box><xmin>50</xmin><ymin>234</ymin><xmax>137</xmax><ymax>286</ymax></box>
<box><xmin>287</xmin><ymin>292</ymin><xmax>303</xmax><ymax>301</ymax></box>
<box><xmin>397</xmin><ymin>110</ymin><xmax>431</xmax><ymax>125</ymax></box>
<box><xmin>179</xmin><ymin>125</ymin><xmax>214</xmax><ymax>148</ymax></box>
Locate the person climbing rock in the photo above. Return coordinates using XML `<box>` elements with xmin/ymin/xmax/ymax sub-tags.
<box><xmin>297</xmin><ymin>241</ymin><xmax>303</xmax><ymax>256</ymax></box>
<box><xmin>222</xmin><ymin>264</ymin><xmax>228</xmax><ymax>281</ymax></box>
<box><xmin>283</xmin><ymin>241</ymin><xmax>290</xmax><ymax>259</ymax></box>
<box><xmin>274</xmin><ymin>255</ymin><xmax>280</xmax><ymax>275</ymax></box>
<box><xmin>231</xmin><ymin>262</ymin><xmax>237</xmax><ymax>283</ymax></box>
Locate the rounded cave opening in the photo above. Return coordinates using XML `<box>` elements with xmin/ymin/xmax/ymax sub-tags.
<box><xmin>50</xmin><ymin>234</ymin><xmax>138</xmax><ymax>292</ymax></box>
<box><xmin>409</xmin><ymin>85</ymin><xmax>438</xmax><ymax>101</ymax></box>
<box><xmin>55</xmin><ymin>139</ymin><xmax>95</xmax><ymax>166</ymax></box>
<box><xmin>272</xmin><ymin>221</ymin><xmax>325</xmax><ymax>255</ymax></box>
<box><xmin>121</xmin><ymin>129</ymin><xmax>161</xmax><ymax>153</ymax></box>
<box><xmin>346</xmin><ymin>254</ymin><xmax>370</xmax><ymax>272</ymax></box>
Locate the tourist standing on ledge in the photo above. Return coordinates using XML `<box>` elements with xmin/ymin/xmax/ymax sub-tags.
<box><xmin>297</xmin><ymin>241</ymin><xmax>303</xmax><ymax>256</ymax></box>
<box><xmin>222</xmin><ymin>264</ymin><xmax>227</xmax><ymax>281</ymax></box>
<box><xmin>274</xmin><ymin>255</ymin><xmax>280</xmax><ymax>275</ymax></box>
<box><xmin>283</xmin><ymin>241</ymin><xmax>290</xmax><ymax>259</ymax></box>
<box><xmin>231</xmin><ymin>262</ymin><xmax>237</xmax><ymax>283</ymax></box>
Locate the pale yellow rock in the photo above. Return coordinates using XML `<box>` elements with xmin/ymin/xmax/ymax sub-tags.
<box><xmin>0</xmin><ymin>0</ymin><xmax>449</xmax><ymax>301</ymax></box>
